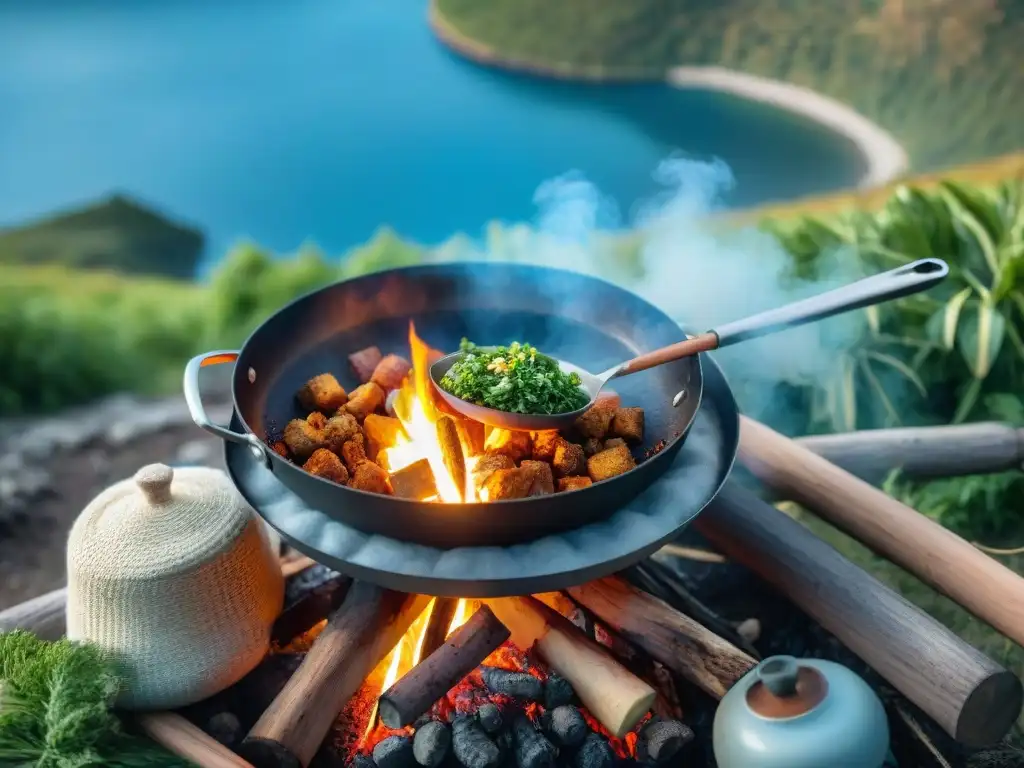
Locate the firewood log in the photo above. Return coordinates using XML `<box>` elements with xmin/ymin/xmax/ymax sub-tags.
<box><xmin>567</xmin><ymin>576</ymin><xmax>756</xmax><ymax>699</ymax></box>
<box><xmin>420</xmin><ymin>597</ymin><xmax>460</xmax><ymax>660</ymax></box>
<box><xmin>137</xmin><ymin>712</ymin><xmax>255</xmax><ymax>768</ymax></box>
<box><xmin>484</xmin><ymin>596</ymin><xmax>655</xmax><ymax>738</ymax></box>
<box><xmin>237</xmin><ymin>585</ymin><xmax>430</xmax><ymax>768</ymax></box>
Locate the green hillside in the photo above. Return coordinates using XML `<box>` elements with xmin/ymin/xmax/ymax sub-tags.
<box><xmin>432</xmin><ymin>0</ymin><xmax>1024</xmax><ymax>170</ymax></box>
<box><xmin>0</xmin><ymin>194</ymin><xmax>204</xmax><ymax>279</ymax></box>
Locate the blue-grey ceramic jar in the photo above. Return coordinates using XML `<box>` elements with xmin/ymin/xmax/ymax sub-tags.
<box><xmin>713</xmin><ymin>655</ymin><xmax>889</xmax><ymax>768</ymax></box>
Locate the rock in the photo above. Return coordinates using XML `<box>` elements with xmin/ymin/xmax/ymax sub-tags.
<box><xmin>547</xmin><ymin>706</ymin><xmax>587</xmax><ymax>748</ymax></box>
<box><xmin>206</xmin><ymin>712</ymin><xmax>241</xmax><ymax>747</ymax></box>
<box><xmin>373</xmin><ymin>734</ymin><xmax>414</xmax><ymax>768</ymax></box>
<box><xmin>542</xmin><ymin>674</ymin><xmax>575</xmax><ymax>709</ymax></box>
<box><xmin>510</xmin><ymin>714</ymin><xmax>558</xmax><ymax>768</ymax></box>
<box><xmin>477</xmin><ymin>702</ymin><xmax>503</xmax><ymax>734</ymax></box>
<box><xmin>413</xmin><ymin>721</ymin><xmax>451</xmax><ymax>767</ymax></box>
<box><xmin>480</xmin><ymin>666</ymin><xmax>543</xmax><ymax>702</ymax></box>
<box><xmin>452</xmin><ymin>715</ymin><xmax>501</xmax><ymax>768</ymax></box>
<box><xmin>635</xmin><ymin>719</ymin><xmax>694</xmax><ymax>765</ymax></box>
<box><xmin>573</xmin><ymin>733</ymin><xmax>614</xmax><ymax>768</ymax></box>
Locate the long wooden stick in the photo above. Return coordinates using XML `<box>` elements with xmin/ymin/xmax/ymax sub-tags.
<box><xmin>137</xmin><ymin>713</ymin><xmax>255</xmax><ymax>768</ymax></box>
<box><xmin>0</xmin><ymin>587</ymin><xmax>66</xmax><ymax>640</ymax></box>
<box><xmin>567</xmin><ymin>576</ymin><xmax>756</xmax><ymax>699</ymax></box>
<box><xmin>238</xmin><ymin>585</ymin><xmax>430</xmax><ymax>768</ymax></box>
<box><xmin>739</xmin><ymin>415</ymin><xmax>1024</xmax><ymax>648</ymax></box>
<box><xmin>695</xmin><ymin>481</ymin><xmax>1023</xmax><ymax>747</ymax></box>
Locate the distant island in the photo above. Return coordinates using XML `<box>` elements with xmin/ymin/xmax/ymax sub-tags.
<box><xmin>430</xmin><ymin>0</ymin><xmax>1024</xmax><ymax>171</ymax></box>
<box><xmin>0</xmin><ymin>195</ymin><xmax>204</xmax><ymax>280</ymax></box>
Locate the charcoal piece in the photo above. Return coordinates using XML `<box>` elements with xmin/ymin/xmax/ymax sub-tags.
<box><xmin>480</xmin><ymin>666</ymin><xmax>543</xmax><ymax>701</ymax></box>
<box><xmin>477</xmin><ymin>702</ymin><xmax>503</xmax><ymax>734</ymax></box>
<box><xmin>206</xmin><ymin>712</ymin><xmax>241</xmax><ymax>747</ymax></box>
<box><xmin>349</xmin><ymin>755</ymin><xmax>378</xmax><ymax>768</ymax></box>
<box><xmin>414</xmin><ymin>721</ymin><xmax>451</xmax><ymax>768</ymax></box>
<box><xmin>634</xmin><ymin>719</ymin><xmax>694</xmax><ymax>765</ymax></box>
<box><xmin>414</xmin><ymin>714</ymin><xmax>434</xmax><ymax>729</ymax></box>
<box><xmin>543</xmin><ymin>675</ymin><xmax>575</xmax><ymax>709</ymax></box>
<box><xmin>273</xmin><ymin>573</ymin><xmax>351</xmax><ymax>645</ymax></box>
<box><xmin>495</xmin><ymin>727</ymin><xmax>514</xmax><ymax>754</ymax></box>
<box><xmin>548</xmin><ymin>706</ymin><xmax>587</xmax><ymax>748</ymax></box>
<box><xmin>511</xmin><ymin>714</ymin><xmax>558</xmax><ymax>768</ymax></box>
<box><xmin>572</xmin><ymin>733</ymin><xmax>614</xmax><ymax>768</ymax></box>
<box><xmin>452</xmin><ymin>715</ymin><xmax>502</xmax><ymax>768</ymax></box>
<box><xmin>374</xmin><ymin>735</ymin><xmax>415</xmax><ymax>768</ymax></box>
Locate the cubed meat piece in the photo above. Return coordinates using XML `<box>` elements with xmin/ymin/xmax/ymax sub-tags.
<box><xmin>557</xmin><ymin>476</ymin><xmax>593</xmax><ymax>492</ymax></box>
<box><xmin>349</xmin><ymin>346</ymin><xmax>383</xmax><ymax>383</ymax></box>
<box><xmin>390</xmin><ymin>458</ymin><xmax>438</xmax><ymax>500</ymax></box>
<box><xmin>306</xmin><ymin>411</ymin><xmax>327</xmax><ymax>430</ymax></box>
<box><xmin>271</xmin><ymin>440</ymin><xmax>290</xmax><ymax>459</ymax></box>
<box><xmin>574</xmin><ymin>406</ymin><xmax>615</xmax><ymax>440</ymax></box>
<box><xmin>531</xmin><ymin>431</ymin><xmax>560</xmax><ymax>463</ymax></box>
<box><xmin>296</xmin><ymin>373</ymin><xmax>348</xmax><ymax>414</ymax></box>
<box><xmin>520</xmin><ymin>460</ymin><xmax>554</xmax><ymax>497</ymax></box>
<box><xmin>322</xmin><ymin>413</ymin><xmax>361</xmax><ymax>454</ymax></box>
<box><xmin>341</xmin><ymin>433</ymin><xmax>369</xmax><ymax>471</ymax></box>
<box><xmin>594</xmin><ymin>390</ymin><xmax>621</xmax><ymax>411</ymax></box>
<box><xmin>483</xmin><ymin>429</ymin><xmax>531</xmax><ymax>463</ymax></box>
<box><xmin>349</xmin><ymin>461</ymin><xmax>391</xmax><ymax>494</ymax></box>
<box><xmin>302</xmin><ymin>448</ymin><xmax>349</xmax><ymax>484</ymax></box>
<box><xmin>283</xmin><ymin>416</ymin><xmax>326</xmax><ymax>463</ymax></box>
<box><xmin>363</xmin><ymin>414</ymin><xmax>404</xmax><ymax>457</ymax></box>
<box><xmin>344</xmin><ymin>382</ymin><xmax>386</xmax><ymax>422</ymax></box>
<box><xmin>610</xmin><ymin>407</ymin><xmax>644</xmax><ymax>445</ymax></box>
<box><xmin>370</xmin><ymin>354</ymin><xmax>412</xmax><ymax>392</ymax></box>
<box><xmin>587</xmin><ymin>444</ymin><xmax>637</xmax><ymax>483</ymax></box>
<box><xmin>455</xmin><ymin>418</ymin><xmax>486</xmax><ymax>457</ymax></box>
<box><xmin>552</xmin><ymin>439</ymin><xmax>586</xmax><ymax>478</ymax></box>
<box><xmin>604</xmin><ymin>437</ymin><xmax>626</xmax><ymax>450</ymax></box>
<box><xmin>481</xmin><ymin>468</ymin><xmax>532</xmax><ymax>501</ymax></box>
<box><xmin>582</xmin><ymin>438</ymin><xmax>604</xmax><ymax>457</ymax></box>
<box><xmin>472</xmin><ymin>453</ymin><xmax>516</xmax><ymax>491</ymax></box>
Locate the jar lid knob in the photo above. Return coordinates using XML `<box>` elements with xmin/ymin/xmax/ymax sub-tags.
<box><xmin>135</xmin><ymin>464</ymin><xmax>174</xmax><ymax>505</ymax></box>
<box><xmin>757</xmin><ymin>655</ymin><xmax>800</xmax><ymax>697</ymax></box>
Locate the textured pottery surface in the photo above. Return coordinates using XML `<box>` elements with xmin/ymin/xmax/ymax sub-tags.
<box><xmin>713</xmin><ymin>655</ymin><xmax>890</xmax><ymax>768</ymax></box>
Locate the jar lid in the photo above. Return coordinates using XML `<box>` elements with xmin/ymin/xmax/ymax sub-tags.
<box><xmin>68</xmin><ymin>463</ymin><xmax>252</xmax><ymax>580</ymax></box>
<box><xmin>745</xmin><ymin>656</ymin><xmax>829</xmax><ymax>719</ymax></box>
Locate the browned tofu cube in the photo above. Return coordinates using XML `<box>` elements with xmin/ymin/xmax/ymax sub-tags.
<box><xmin>520</xmin><ymin>460</ymin><xmax>554</xmax><ymax>496</ymax></box>
<box><xmin>296</xmin><ymin>373</ymin><xmax>348</xmax><ymax>414</ymax></box>
<box><xmin>472</xmin><ymin>453</ymin><xmax>516</xmax><ymax>491</ymax></box>
<box><xmin>344</xmin><ymin>382</ymin><xmax>386</xmax><ymax>422</ymax></box>
<box><xmin>306</xmin><ymin>411</ymin><xmax>327</xmax><ymax>430</ymax></box>
<box><xmin>587</xmin><ymin>444</ymin><xmax>637</xmax><ymax>483</ymax></box>
<box><xmin>370</xmin><ymin>354</ymin><xmax>412</xmax><ymax>392</ymax></box>
<box><xmin>583</xmin><ymin>437</ymin><xmax>604</xmax><ymax>457</ymax></box>
<box><xmin>574</xmin><ymin>405</ymin><xmax>615</xmax><ymax>440</ymax></box>
<box><xmin>531</xmin><ymin>431</ymin><xmax>560</xmax><ymax>462</ymax></box>
<box><xmin>557</xmin><ymin>476</ymin><xmax>593</xmax><ymax>492</ymax></box>
<box><xmin>389</xmin><ymin>458</ymin><xmax>438</xmax><ymax>500</ymax></box>
<box><xmin>349</xmin><ymin>461</ymin><xmax>391</xmax><ymax>495</ymax></box>
<box><xmin>604</xmin><ymin>437</ymin><xmax>626</xmax><ymax>450</ymax></box>
<box><xmin>594</xmin><ymin>390</ymin><xmax>621</xmax><ymax>411</ymax></box>
<box><xmin>349</xmin><ymin>346</ymin><xmax>383</xmax><ymax>383</ymax></box>
<box><xmin>322</xmin><ymin>413</ymin><xmax>361</xmax><ymax>454</ymax></box>
<box><xmin>484</xmin><ymin>429</ymin><xmax>531</xmax><ymax>463</ymax></box>
<box><xmin>283</xmin><ymin>416</ymin><xmax>326</xmax><ymax>462</ymax></box>
<box><xmin>611</xmin><ymin>407</ymin><xmax>644</xmax><ymax>445</ymax></box>
<box><xmin>363</xmin><ymin>414</ymin><xmax>404</xmax><ymax>457</ymax></box>
<box><xmin>302</xmin><ymin>448</ymin><xmax>349</xmax><ymax>484</ymax></box>
<box><xmin>481</xmin><ymin>468</ymin><xmax>532</xmax><ymax>501</ymax></box>
<box><xmin>271</xmin><ymin>440</ymin><xmax>290</xmax><ymax>459</ymax></box>
<box><xmin>552</xmin><ymin>439</ymin><xmax>586</xmax><ymax>478</ymax></box>
<box><xmin>341</xmin><ymin>433</ymin><xmax>369</xmax><ymax>471</ymax></box>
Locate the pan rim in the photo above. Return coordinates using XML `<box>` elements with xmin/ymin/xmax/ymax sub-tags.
<box><xmin>232</xmin><ymin>261</ymin><xmax>704</xmax><ymax>508</ymax></box>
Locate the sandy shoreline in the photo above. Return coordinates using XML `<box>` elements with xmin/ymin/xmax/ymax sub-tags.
<box><xmin>667</xmin><ymin>67</ymin><xmax>909</xmax><ymax>188</ymax></box>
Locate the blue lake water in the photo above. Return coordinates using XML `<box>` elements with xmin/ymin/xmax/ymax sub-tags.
<box><xmin>0</xmin><ymin>0</ymin><xmax>865</xmax><ymax>273</ymax></box>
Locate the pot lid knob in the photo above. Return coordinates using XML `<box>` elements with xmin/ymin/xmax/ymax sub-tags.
<box><xmin>134</xmin><ymin>464</ymin><xmax>174</xmax><ymax>505</ymax></box>
<box><xmin>757</xmin><ymin>655</ymin><xmax>800</xmax><ymax>697</ymax></box>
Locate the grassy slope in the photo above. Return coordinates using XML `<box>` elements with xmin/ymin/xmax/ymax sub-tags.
<box><xmin>433</xmin><ymin>0</ymin><xmax>1024</xmax><ymax>170</ymax></box>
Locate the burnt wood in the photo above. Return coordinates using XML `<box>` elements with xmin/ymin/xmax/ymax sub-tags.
<box><xmin>420</xmin><ymin>597</ymin><xmax>459</xmax><ymax>660</ymax></box>
<box><xmin>696</xmin><ymin>481</ymin><xmax>1023</xmax><ymax>747</ymax></box>
<box><xmin>377</xmin><ymin>606</ymin><xmax>510</xmax><ymax>730</ymax></box>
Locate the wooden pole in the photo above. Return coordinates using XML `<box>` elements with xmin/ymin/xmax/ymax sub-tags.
<box><xmin>485</xmin><ymin>596</ymin><xmax>655</xmax><ymax>738</ymax></box>
<box><xmin>794</xmin><ymin>421</ymin><xmax>1024</xmax><ymax>482</ymax></box>
<box><xmin>739</xmin><ymin>415</ymin><xmax>1024</xmax><ymax>648</ymax></box>
<box><xmin>694</xmin><ymin>481</ymin><xmax>1023</xmax><ymax>747</ymax></box>
<box><xmin>0</xmin><ymin>586</ymin><xmax>66</xmax><ymax>640</ymax></box>
<box><xmin>377</xmin><ymin>605</ymin><xmax>510</xmax><ymax>729</ymax></box>
<box><xmin>136</xmin><ymin>713</ymin><xmax>255</xmax><ymax>768</ymax></box>
<box><xmin>420</xmin><ymin>597</ymin><xmax>460</xmax><ymax>660</ymax></box>
<box><xmin>567</xmin><ymin>576</ymin><xmax>757</xmax><ymax>699</ymax></box>
<box><xmin>238</xmin><ymin>585</ymin><xmax>429</xmax><ymax>768</ymax></box>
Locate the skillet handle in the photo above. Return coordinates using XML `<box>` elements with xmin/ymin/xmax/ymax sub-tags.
<box><xmin>183</xmin><ymin>350</ymin><xmax>272</xmax><ymax>469</ymax></box>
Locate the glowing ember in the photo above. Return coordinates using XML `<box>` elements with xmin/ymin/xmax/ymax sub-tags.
<box><xmin>384</xmin><ymin>322</ymin><xmax>479</xmax><ymax>503</ymax></box>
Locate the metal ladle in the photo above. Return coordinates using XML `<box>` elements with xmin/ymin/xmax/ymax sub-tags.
<box><xmin>430</xmin><ymin>258</ymin><xmax>949</xmax><ymax>431</ymax></box>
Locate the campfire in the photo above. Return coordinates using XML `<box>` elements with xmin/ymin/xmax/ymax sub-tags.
<box><xmin>274</xmin><ymin>321</ymin><xmax>650</xmax><ymax>504</ymax></box>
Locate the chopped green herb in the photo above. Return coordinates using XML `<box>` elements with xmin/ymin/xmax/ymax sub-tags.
<box><xmin>439</xmin><ymin>339</ymin><xmax>590</xmax><ymax>415</ymax></box>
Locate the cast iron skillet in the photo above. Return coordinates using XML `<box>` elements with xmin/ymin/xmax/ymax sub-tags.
<box><xmin>184</xmin><ymin>263</ymin><xmax>702</xmax><ymax>548</ymax></box>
